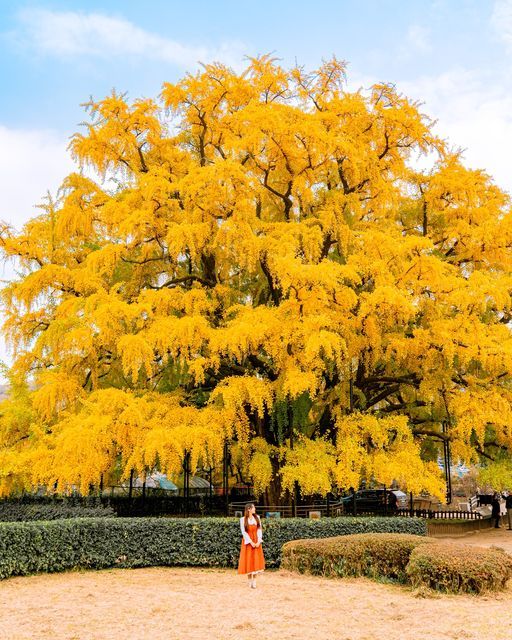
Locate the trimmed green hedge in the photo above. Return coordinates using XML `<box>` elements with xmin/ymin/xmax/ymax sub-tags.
<box><xmin>407</xmin><ymin>542</ymin><xmax>512</xmax><ymax>594</ymax></box>
<box><xmin>281</xmin><ymin>533</ymin><xmax>433</xmax><ymax>583</ymax></box>
<box><xmin>283</xmin><ymin>534</ymin><xmax>512</xmax><ymax>594</ymax></box>
<box><xmin>0</xmin><ymin>516</ymin><xmax>426</xmax><ymax>580</ymax></box>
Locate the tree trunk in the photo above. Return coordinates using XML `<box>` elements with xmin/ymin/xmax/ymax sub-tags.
<box><xmin>264</xmin><ymin>454</ymin><xmax>286</xmax><ymax>506</ymax></box>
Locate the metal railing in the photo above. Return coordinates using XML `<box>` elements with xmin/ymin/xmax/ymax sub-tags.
<box><xmin>228</xmin><ymin>501</ymin><xmax>345</xmax><ymax>518</ymax></box>
<box><xmin>228</xmin><ymin>502</ymin><xmax>486</xmax><ymax>520</ymax></box>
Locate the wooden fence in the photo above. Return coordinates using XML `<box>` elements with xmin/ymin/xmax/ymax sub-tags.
<box><xmin>427</xmin><ymin>517</ymin><xmax>493</xmax><ymax>536</ymax></box>
<box><xmin>396</xmin><ymin>508</ymin><xmax>483</xmax><ymax>520</ymax></box>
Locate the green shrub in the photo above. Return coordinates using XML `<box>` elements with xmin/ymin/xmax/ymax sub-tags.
<box><xmin>406</xmin><ymin>542</ymin><xmax>512</xmax><ymax>594</ymax></box>
<box><xmin>282</xmin><ymin>533</ymin><xmax>433</xmax><ymax>582</ymax></box>
<box><xmin>262</xmin><ymin>516</ymin><xmax>426</xmax><ymax>566</ymax></box>
<box><xmin>0</xmin><ymin>516</ymin><xmax>425</xmax><ymax>580</ymax></box>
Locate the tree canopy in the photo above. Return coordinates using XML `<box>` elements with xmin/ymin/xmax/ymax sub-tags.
<box><xmin>1</xmin><ymin>56</ymin><xmax>511</xmax><ymax>501</ymax></box>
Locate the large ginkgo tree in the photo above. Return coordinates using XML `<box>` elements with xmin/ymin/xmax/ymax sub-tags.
<box><xmin>1</xmin><ymin>56</ymin><xmax>511</xmax><ymax>502</ymax></box>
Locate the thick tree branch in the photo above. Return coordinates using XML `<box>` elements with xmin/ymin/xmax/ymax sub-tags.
<box><xmin>148</xmin><ymin>275</ymin><xmax>215</xmax><ymax>290</ymax></box>
<box><xmin>260</xmin><ymin>257</ymin><xmax>282</xmax><ymax>306</ymax></box>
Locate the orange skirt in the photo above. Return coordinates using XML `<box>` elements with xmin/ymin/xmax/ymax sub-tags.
<box><xmin>238</xmin><ymin>524</ymin><xmax>265</xmax><ymax>574</ymax></box>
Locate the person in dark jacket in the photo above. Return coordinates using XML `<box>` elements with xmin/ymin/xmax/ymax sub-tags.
<box><xmin>387</xmin><ymin>490</ymin><xmax>398</xmax><ymax>512</ymax></box>
<box><xmin>491</xmin><ymin>492</ymin><xmax>501</xmax><ymax>529</ymax></box>
<box><xmin>505</xmin><ymin>491</ymin><xmax>512</xmax><ymax>530</ymax></box>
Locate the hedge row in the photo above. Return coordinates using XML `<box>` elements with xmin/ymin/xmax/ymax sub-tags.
<box><xmin>281</xmin><ymin>533</ymin><xmax>432</xmax><ymax>583</ymax></box>
<box><xmin>407</xmin><ymin>543</ymin><xmax>512</xmax><ymax>594</ymax></box>
<box><xmin>0</xmin><ymin>516</ymin><xmax>426</xmax><ymax>580</ymax></box>
<box><xmin>282</xmin><ymin>533</ymin><xmax>512</xmax><ymax>594</ymax></box>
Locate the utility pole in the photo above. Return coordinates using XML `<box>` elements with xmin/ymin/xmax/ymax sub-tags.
<box><xmin>223</xmin><ymin>440</ymin><xmax>229</xmax><ymax>515</ymax></box>
<box><xmin>183</xmin><ymin>451</ymin><xmax>191</xmax><ymax>516</ymax></box>
<box><xmin>442</xmin><ymin>421</ymin><xmax>452</xmax><ymax>504</ymax></box>
<box><xmin>288</xmin><ymin>403</ymin><xmax>300</xmax><ymax>517</ymax></box>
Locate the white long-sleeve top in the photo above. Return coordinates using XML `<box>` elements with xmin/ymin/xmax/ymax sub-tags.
<box><xmin>240</xmin><ymin>516</ymin><xmax>263</xmax><ymax>545</ymax></box>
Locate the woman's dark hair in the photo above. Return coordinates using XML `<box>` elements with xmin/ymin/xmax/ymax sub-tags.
<box><xmin>244</xmin><ymin>502</ymin><xmax>261</xmax><ymax>532</ymax></box>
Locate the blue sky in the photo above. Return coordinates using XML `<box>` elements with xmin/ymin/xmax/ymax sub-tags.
<box><xmin>0</xmin><ymin>0</ymin><xmax>511</xmax><ymax>364</ymax></box>
<box><xmin>1</xmin><ymin>1</ymin><xmax>512</xmax><ymax>228</ymax></box>
<box><xmin>0</xmin><ymin>1</ymin><xmax>500</xmax><ymax>130</ymax></box>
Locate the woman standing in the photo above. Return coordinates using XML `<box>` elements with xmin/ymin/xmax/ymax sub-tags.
<box><xmin>238</xmin><ymin>503</ymin><xmax>265</xmax><ymax>588</ymax></box>
<box><xmin>491</xmin><ymin>492</ymin><xmax>502</xmax><ymax>528</ymax></box>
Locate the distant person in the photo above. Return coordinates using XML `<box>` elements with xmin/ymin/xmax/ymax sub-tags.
<box><xmin>505</xmin><ymin>491</ymin><xmax>512</xmax><ymax>531</ymax></box>
<box><xmin>387</xmin><ymin>490</ymin><xmax>398</xmax><ymax>512</ymax></box>
<box><xmin>238</xmin><ymin>503</ymin><xmax>265</xmax><ymax>588</ymax></box>
<box><xmin>491</xmin><ymin>492</ymin><xmax>501</xmax><ymax>529</ymax></box>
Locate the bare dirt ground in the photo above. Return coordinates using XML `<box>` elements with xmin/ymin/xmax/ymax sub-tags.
<box><xmin>434</xmin><ymin>524</ymin><xmax>512</xmax><ymax>553</ymax></box>
<box><xmin>1</xmin><ymin>551</ymin><xmax>512</xmax><ymax>640</ymax></box>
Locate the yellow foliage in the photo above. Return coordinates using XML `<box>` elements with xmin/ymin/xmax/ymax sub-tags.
<box><xmin>0</xmin><ymin>57</ymin><xmax>510</xmax><ymax>499</ymax></box>
<box><xmin>117</xmin><ymin>334</ymin><xmax>154</xmax><ymax>383</ymax></box>
<box><xmin>32</xmin><ymin>371</ymin><xmax>84</xmax><ymax>420</ymax></box>
<box><xmin>247</xmin><ymin>438</ymin><xmax>275</xmax><ymax>497</ymax></box>
<box><xmin>335</xmin><ymin>413</ymin><xmax>445</xmax><ymax>500</ymax></box>
<box><xmin>281</xmin><ymin>438</ymin><xmax>337</xmax><ymax>497</ymax></box>
<box><xmin>478</xmin><ymin>459</ymin><xmax>512</xmax><ymax>492</ymax></box>
<box><xmin>211</xmin><ymin>377</ymin><xmax>274</xmax><ymax>420</ymax></box>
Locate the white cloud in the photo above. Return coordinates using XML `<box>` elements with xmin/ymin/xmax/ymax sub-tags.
<box><xmin>0</xmin><ymin>125</ymin><xmax>76</xmax><ymax>231</ymax></box>
<box><xmin>399</xmin><ymin>68</ymin><xmax>512</xmax><ymax>193</ymax></box>
<box><xmin>492</xmin><ymin>0</ymin><xmax>512</xmax><ymax>50</ymax></box>
<box><xmin>12</xmin><ymin>8</ymin><xmax>246</xmax><ymax>69</ymax></box>
<box><xmin>347</xmin><ymin>7</ymin><xmax>512</xmax><ymax>194</ymax></box>
<box><xmin>350</xmin><ymin>61</ymin><xmax>512</xmax><ymax>195</ymax></box>
<box><xmin>0</xmin><ymin>126</ymin><xmax>76</xmax><ymax>374</ymax></box>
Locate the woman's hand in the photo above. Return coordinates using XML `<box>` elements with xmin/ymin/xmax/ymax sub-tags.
<box><xmin>250</xmin><ymin>541</ymin><xmax>256</xmax><ymax>548</ymax></box>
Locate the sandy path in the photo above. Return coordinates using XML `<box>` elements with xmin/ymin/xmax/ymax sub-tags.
<box><xmin>0</xmin><ymin>564</ymin><xmax>510</xmax><ymax>640</ymax></box>
<box><xmin>434</xmin><ymin>526</ymin><xmax>512</xmax><ymax>553</ymax></box>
